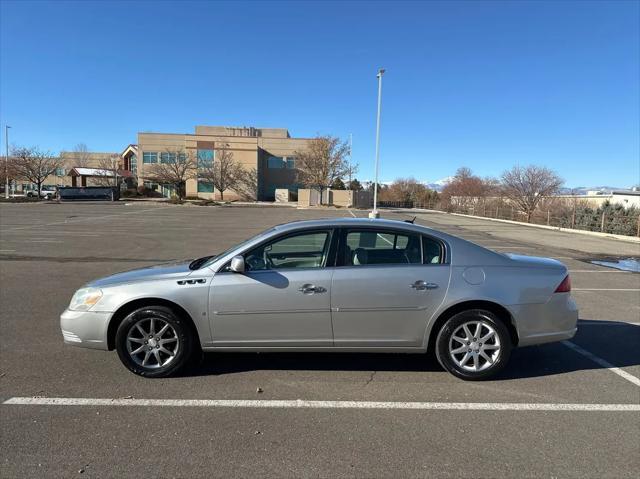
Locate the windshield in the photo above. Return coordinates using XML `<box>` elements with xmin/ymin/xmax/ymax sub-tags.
<box><xmin>196</xmin><ymin>228</ymin><xmax>277</xmax><ymax>270</ymax></box>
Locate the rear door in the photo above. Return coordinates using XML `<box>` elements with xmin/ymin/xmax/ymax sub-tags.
<box><xmin>330</xmin><ymin>228</ymin><xmax>450</xmax><ymax>348</ymax></box>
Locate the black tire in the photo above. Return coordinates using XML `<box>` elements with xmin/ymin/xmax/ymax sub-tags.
<box><xmin>435</xmin><ymin>309</ymin><xmax>512</xmax><ymax>381</ymax></box>
<box><xmin>115</xmin><ymin>305</ymin><xmax>195</xmax><ymax>378</ymax></box>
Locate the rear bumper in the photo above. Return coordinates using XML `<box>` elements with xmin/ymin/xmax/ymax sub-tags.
<box><xmin>60</xmin><ymin>309</ymin><xmax>111</xmax><ymax>350</ymax></box>
<box><xmin>511</xmin><ymin>295</ymin><xmax>579</xmax><ymax>347</ymax></box>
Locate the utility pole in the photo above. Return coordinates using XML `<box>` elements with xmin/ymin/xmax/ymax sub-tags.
<box><xmin>369</xmin><ymin>68</ymin><xmax>385</xmax><ymax>219</ymax></box>
<box><xmin>5</xmin><ymin>125</ymin><xmax>11</xmax><ymax>199</ymax></box>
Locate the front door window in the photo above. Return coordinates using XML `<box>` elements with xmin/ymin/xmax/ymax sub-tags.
<box><xmin>245</xmin><ymin>231</ymin><xmax>330</xmax><ymax>271</ymax></box>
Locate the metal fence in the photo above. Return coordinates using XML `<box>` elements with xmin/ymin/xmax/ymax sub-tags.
<box><xmin>379</xmin><ymin>200</ymin><xmax>640</xmax><ymax>237</ymax></box>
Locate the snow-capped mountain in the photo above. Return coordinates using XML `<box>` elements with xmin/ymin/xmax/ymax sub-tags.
<box><xmin>424</xmin><ymin>176</ymin><xmax>454</xmax><ymax>191</ymax></box>
<box><xmin>559</xmin><ymin>186</ymin><xmax>630</xmax><ymax>195</ymax></box>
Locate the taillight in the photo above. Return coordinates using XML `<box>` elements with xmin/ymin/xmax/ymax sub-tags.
<box><xmin>555</xmin><ymin>275</ymin><xmax>571</xmax><ymax>293</ymax></box>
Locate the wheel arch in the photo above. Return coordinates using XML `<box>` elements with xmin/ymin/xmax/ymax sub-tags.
<box><xmin>427</xmin><ymin>300</ymin><xmax>519</xmax><ymax>353</ymax></box>
<box><xmin>107</xmin><ymin>298</ymin><xmax>200</xmax><ymax>351</ymax></box>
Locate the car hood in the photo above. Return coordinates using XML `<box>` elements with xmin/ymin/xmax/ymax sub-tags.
<box><xmin>505</xmin><ymin>253</ymin><xmax>566</xmax><ymax>271</ymax></box>
<box><xmin>87</xmin><ymin>261</ymin><xmax>194</xmax><ymax>288</ymax></box>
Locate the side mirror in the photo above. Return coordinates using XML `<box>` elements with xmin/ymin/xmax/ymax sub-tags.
<box><xmin>230</xmin><ymin>255</ymin><xmax>245</xmax><ymax>273</ymax></box>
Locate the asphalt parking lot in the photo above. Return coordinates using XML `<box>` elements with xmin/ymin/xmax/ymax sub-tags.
<box><xmin>1</xmin><ymin>202</ymin><xmax>639</xmax><ymax>478</ymax></box>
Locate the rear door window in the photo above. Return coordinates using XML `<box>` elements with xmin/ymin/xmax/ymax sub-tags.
<box><xmin>343</xmin><ymin>230</ymin><xmax>422</xmax><ymax>266</ymax></box>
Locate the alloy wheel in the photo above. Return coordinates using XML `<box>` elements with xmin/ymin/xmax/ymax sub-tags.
<box><xmin>448</xmin><ymin>321</ymin><xmax>501</xmax><ymax>372</ymax></box>
<box><xmin>126</xmin><ymin>317</ymin><xmax>180</xmax><ymax>369</ymax></box>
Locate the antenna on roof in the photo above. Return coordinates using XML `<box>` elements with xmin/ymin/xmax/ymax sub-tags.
<box><xmin>404</xmin><ymin>216</ymin><xmax>416</xmax><ymax>224</ymax></box>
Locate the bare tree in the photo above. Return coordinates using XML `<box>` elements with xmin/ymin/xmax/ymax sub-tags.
<box><xmin>94</xmin><ymin>154</ymin><xmax>122</xmax><ymax>187</ymax></box>
<box><xmin>441</xmin><ymin>167</ymin><xmax>492</xmax><ymax>210</ymax></box>
<box><xmin>294</xmin><ymin>136</ymin><xmax>352</xmax><ymax>204</ymax></box>
<box><xmin>382</xmin><ymin>177</ymin><xmax>438</xmax><ymax>206</ymax></box>
<box><xmin>198</xmin><ymin>143</ymin><xmax>244</xmax><ymax>200</ymax></box>
<box><xmin>501</xmin><ymin>165</ymin><xmax>564</xmax><ymax>222</ymax></box>
<box><xmin>145</xmin><ymin>148</ymin><xmax>196</xmax><ymax>200</ymax></box>
<box><xmin>234</xmin><ymin>168</ymin><xmax>259</xmax><ymax>201</ymax></box>
<box><xmin>73</xmin><ymin>143</ymin><xmax>91</xmax><ymax>167</ymax></box>
<box><xmin>11</xmin><ymin>147</ymin><xmax>64</xmax><ymax>198</ymax></box>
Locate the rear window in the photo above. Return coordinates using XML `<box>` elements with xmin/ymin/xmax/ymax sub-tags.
<box><xmin>422</xmin><ymin>236</ymin><xmax>444</xmax><ymax>264</ymax></box>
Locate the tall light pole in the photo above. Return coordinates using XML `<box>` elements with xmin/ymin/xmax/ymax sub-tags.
<box><xmin>369</xmin><ymin>68</ymin><xmax>385</xmax><ymax>219</ymax></box>
<box><xmin>4</xmin><ymin>125</ymin><xmax>11</xmax><ymax>199</ymax></box>
<box><xmin>348</xmin><ymin>132</ymin><xmax>353</xmax><ymax>186</ymax></box>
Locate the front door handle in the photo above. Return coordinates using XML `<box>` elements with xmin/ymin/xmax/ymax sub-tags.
<box><xmin>298</xmin><ymin>284</ymin><xmax>327</xmax><ymax>294</ymax></box>
<box><xmin>411</xmin><ymin>280</ymin><xmax>438</xmax><ymax>291</ymax></box>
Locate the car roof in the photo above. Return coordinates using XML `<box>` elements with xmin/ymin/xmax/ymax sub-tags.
<box><xmin>274</xmin><ymin>217</ymin><xmax>433</xmax><ymax>233</ymax></box>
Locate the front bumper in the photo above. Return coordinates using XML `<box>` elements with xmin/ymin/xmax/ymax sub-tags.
<box><xmin>60</xmin><ymin>309</ymin><xmax>112</xmax><ymax>350</ymax></box>
<box><xmin>512</xmin><ymin>295</ymin><xmax>579</xmax><ymax>347</ymax></box>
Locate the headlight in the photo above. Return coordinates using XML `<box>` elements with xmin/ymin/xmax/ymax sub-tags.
<box><xmin>68</xmin><ymin>287</ymin><xmax>103</xmax><ymax>311</ymax></box>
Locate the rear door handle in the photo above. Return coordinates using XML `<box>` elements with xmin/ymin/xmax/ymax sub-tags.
<box><xmin>298</xmin><ymin>284</ymin><xmax>327</xmax><ymax>294</ymax></box>
<box><xmin>411</xmin><ymin>281</ymin><xmax>438</xmax><ymax>291</ymax></box>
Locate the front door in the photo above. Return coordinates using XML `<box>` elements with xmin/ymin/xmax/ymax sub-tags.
<box><xmin>209</xmin><ymin>229</ymin><xmax>334</xmax><ymax>347</ymax></box>
<box><xmin>331</xmin><ymin>228</ymin><xmax>450</xmax><ymax>348</ymax></box>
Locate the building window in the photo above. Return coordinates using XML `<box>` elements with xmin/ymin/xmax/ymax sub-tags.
<box><xmin>197</xmin><ymin>149</ymin><xmax>214</xmax><ymax>169</ymax></box>
<box><xmin>55</xmin><ymin>167</ymin><xmax>65</xmax><ymax>176</ymax></box>
<box><xmin>159</xmin><ymin>152</ymin><xmax>186</xmax><ymax>164</ymax></box>
<box><xmin>130</xmin><ymin>155</ymin><xmax>137</xmax><ymax>175</ymax></box>
<box><xmin>268</xmin><ymin>156</ymin><xmax>295</xmax><ymax>169</ymax></box>
<box><xmin>267</xmin><ymin>156</ymin><xmax>285</xmax><ymax>168</ymax></box>
<box><xmin>160</xmin><ymin>152</ymin><xmax>176</xmax><ymax>164</ymax></box>
<box><xmin>142</xmin><ymin>152</ymin><xmax>157</xmax><ymax>164</ymax></box>
<box><xmin>197</xmin><ymin>179</ymin><xmax>214</xmax><ymax>193</ymax></box>
<box><xmin>143</xmin><ymin>181</ymin><xmax>159</xmax><ymax>191</ymax></box>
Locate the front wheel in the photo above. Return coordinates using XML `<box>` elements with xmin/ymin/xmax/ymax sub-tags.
<box><xmin>115</xmin><ymin>306</ymin><xmax>195</xmax><ymax>378</ymax></box>
<box><xmin>435</xmin><ymin>309</ymin><xmax>512</xmax><ymax>380</ymax></box>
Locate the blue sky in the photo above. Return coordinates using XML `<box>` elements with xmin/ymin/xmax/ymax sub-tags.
<box><xmin>1</xmin><ymin>0</ymin><xmax>638</xmax><ymax>187</ymax></box>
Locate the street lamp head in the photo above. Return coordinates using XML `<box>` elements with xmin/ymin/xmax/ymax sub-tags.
<box><xmin>377</xmin><ymin>68</ymin><xmax>385</xmax><ymax>77</ymax></box>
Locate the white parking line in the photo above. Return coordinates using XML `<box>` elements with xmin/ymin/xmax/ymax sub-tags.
<box><xmin>570</xmin><ymin>270</ymin><xmax>632</xmax><ymax>273</ymax></box>
<box><xmin>562</xmin><ymin>341</ymin><xmax>640</xmax><ymax>387</ymax></box>
<box><xmin>578</xmin><ymin>321</ymin><xmax>640</xmax><ymax>326</ymax></box>
<box><xmin>573</xmin><ymin>288</ymin><xmax>640</xmax><ymax>292</ymax></box>
<box><xmin>347</xmin><ymin>209</ymin><xmax>357</xmax><ymax>218</ymax></box>
<box><xmin>3</xmin><ymin>397</ymin><xmax>639</xmax><ymax>411</ymax></box>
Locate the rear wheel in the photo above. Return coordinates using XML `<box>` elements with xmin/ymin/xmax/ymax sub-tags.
<box><xmin>435</xmin><ymin>309</ymin><xmax>512</xmax><ymax>380</ymax></box>
<box><xmin>115</xmin><ymin>306</ymin><xmax>194</xmax><ymax>378</ymax></box>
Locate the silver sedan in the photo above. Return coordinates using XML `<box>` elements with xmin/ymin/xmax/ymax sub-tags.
<box><xmin>60</xmin><ymin>218</ymin><xmax>578</xmax><ymax>380</ymax></box>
